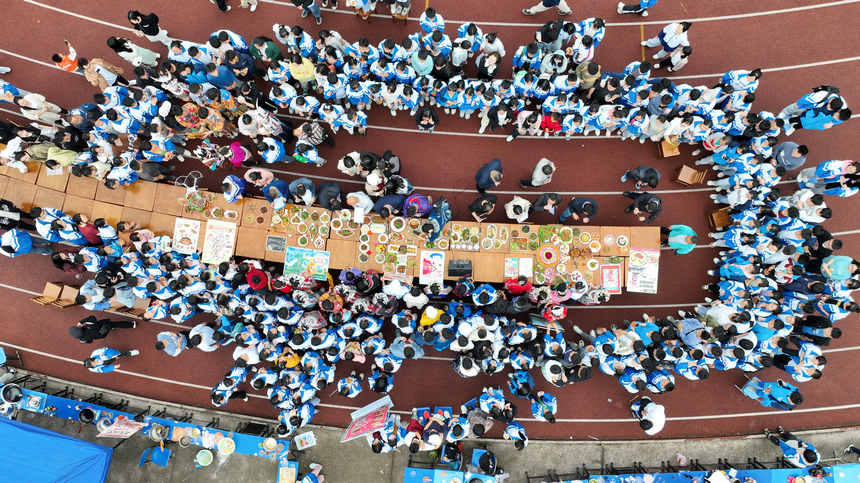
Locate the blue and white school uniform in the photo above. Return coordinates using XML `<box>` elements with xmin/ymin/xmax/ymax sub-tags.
<box><xmin>418</xmin><ymin>11</ymin><xmax>445</xmax><ymax>33</ymax></box>
<box><xmin>87</xmin><ymin>347</ymin><xmax>123</xmax><ymax>373</ymax></box>
<box><xmin>222</xmin><ymin>175</ymin><xmax>247</xmax><ymax>203</ymax></box>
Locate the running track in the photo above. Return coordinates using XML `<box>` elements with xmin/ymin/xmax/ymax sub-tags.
<box><xmin>1</xmin><ymin>0</ymin><xmax>859</xmax><ymax>439</ymax></box>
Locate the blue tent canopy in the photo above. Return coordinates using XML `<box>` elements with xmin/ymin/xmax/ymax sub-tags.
<box><xmin>0</xmin><ymin>416</ymin><xmax>112</xmax><ymax>482</ymax></box>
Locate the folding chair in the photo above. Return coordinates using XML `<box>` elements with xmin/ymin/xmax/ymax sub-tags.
<box><xmin>123</xmin><ymin>297</ymin><xmax>152</xmax><ymax>318</ymax></box>
<box><xmin>139</xmin><ymin>445</ymin><xmax>172</xmax><ymax>468</ymax></box>
<box><xmin>433</xmin><ymin>406</ymin><xmax>453</xmax><ymax>419</ymax></box>
<box><xmin>51</xmin><ymin>286</ymin><xmax>79</xmax><ymax>308</ymax></box>
<box><xmin>675</xmin><ymin>165</ymin><xmax>708</xmax><ymax>186</ymax></box>
<box><xmin>414</xmin><ymin>406</ymin><xmax>431</xmax><ymax>425</ymax></box>
<box><xmin>708</xmin><ymin>207</ymin><xmax>732</xmax><ymax>231</ymax></box>
<box><xmin>31</xmin><ymin>282</ymin><xmax>62</xmax><ymax>305</ymax></box>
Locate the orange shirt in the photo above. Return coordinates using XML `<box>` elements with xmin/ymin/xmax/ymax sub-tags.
<box><xmin>56</xmin><ymin>54</ymin><xmax>78</xmax><ymax>72</ymax></box>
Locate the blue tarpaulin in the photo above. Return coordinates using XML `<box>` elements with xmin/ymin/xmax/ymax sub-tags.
<box><xmin>0</xmin><ymin>416</ymin><xmax>112</xmax><ymax>483</ymax></box>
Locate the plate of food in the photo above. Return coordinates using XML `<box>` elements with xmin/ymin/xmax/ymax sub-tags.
<box><xmin>486</xmin><ymin>225</ymin><xmax>496</xmax><ymax>238</ymax></box>
<box><xmin>224</xmin><ymin>210</ymin><xmax>239</xmax><ymax>220</ymax></box>
<box><xmin>481</xmin><ymin>238</ymin><xmax>493</xmax><ymax>250</ymax></box>
<box><xmin>374</xmin><ymin>253</ymin><xmax>385</xmax><ymax>264</ymax></box>
<box><xmin>579</xmin><ymin>232</ymin><xmax>591</xmax><ymax>243</ymax></box>
<box><xmin>437</xmin><ymin>239</ymin><xmax>449</xmax><ymax>249</ymax></box>
<box><xmin>378</xmin><ymin>234</ymin><xmax>389</xmax><ymax>244</ymax></box>
<box><xmin>359</xmin><ymin>234</ymin><xmax>370</xmax><ymax>243</ymax></box>
<box><xmin>319</xmin><ymin>212</ymin><xmax>331</xmax><ymax>223</ymax></box>
<box><xmin>589</xmin><ymin>240</ymin><xmax>601</xmax><ymax>253</ymax></box>
<box><xmin>616</xmin><ymin>235</ymin><xmax>629</xmax><ymax>247</ymax></box>
<box><xmin>358</xmin><ymin>253</ymin><xmax>370</xmax><ymax>263</ymax></box>
<box><xmin>331</xmin><ymin>219</ymin><xmax>343</xmax><ymax>230</ymax></box>
<box><xmin>586</xmin><ymin>259</ymin><xmax>600</xmax><ymax>271</ymax></box>
<box><xmin>314</xmin><ymin>237</ymin><xmax>325</xmax><ymax>249</ymax></box>
<box><xmin>297</xmin><ymin>235</ymin><xmax>309</xmax><ymax>247</ymax></box>
<box><xmin>559</xmin><ymin>227</ymin><xmax>574</xmax><ymax>243</ymax></box>
<box><xmin>390</xmin><ymin>217</ymin><xmax>406</xmax><ymax>232</ymax></box>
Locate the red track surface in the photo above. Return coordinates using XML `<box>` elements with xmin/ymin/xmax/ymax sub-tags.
<box><xmin>1</xmin><ymin>0</ymin><xmax>859</xmax><ymax>440</ymax></box>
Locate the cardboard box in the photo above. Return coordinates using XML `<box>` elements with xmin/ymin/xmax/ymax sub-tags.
<box><xmin>35</xmin><ymin>164</ymin><xmax>70</xmax><ymax>192</ymax></box>
<box><xmin>123</xmin><ymin>180</ymin><xmax>157</xmax><ymax>211</ymax></box>
<box><xmin>235</xmin><ymin>226</ymin><xmax>268</xmax><ymax>259</ymax></box>
<box><xmin>65</xmin><ymin>175</ymin><xmax>99</xmax><ymax>200</ymax></box>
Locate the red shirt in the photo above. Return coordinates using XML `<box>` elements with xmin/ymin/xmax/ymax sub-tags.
<box><xmin>246</xmin><ymin>268</ymin><xmax>269</xmax><ymax>290</ymax></box>
<box><xmin>77</xmin><ymin>223</ymin><xmax>102</xmax><ymax>245</ymax></box>
<box><xmin>540</xmin><ymin>115</ymin><xmax>562</xmax><ymax>132</ymax></box>
<box><xmin>504</xmin><ymin>278</ymin><xmax>532</xmax><ymax>295</ymax></box>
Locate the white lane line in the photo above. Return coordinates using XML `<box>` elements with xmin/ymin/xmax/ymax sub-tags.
<box><xmin>667</xmin><ymin>56</ymin><xmax>860</xmax><ymax>81</ymax></box>
<box><xmin>8</xmin><ymin>7</ymin><xmax>860</xmax><ymax>85</ymax></box>
<box><xmin>4</xmin><ymin>340</ymin><xmax>860</xmax><ymax>423</ymax></box>
<box><xmin>0</xmin><ymin>103</ymin><xmax>799</xmax><ymax>196</ymax></box>
<box><xmin>0</xmin><ymin>340</ymin><xmax>362</xmax><ymax>412</ymax></box>
<box><xmin>2</xmin><ymin>44</ymin><xmax>859</xmax><ymax>146</ymax></box>
<box><xmin>0</xmin><ymin>47</ymin><xmax>83</xmax><ymax>76</ymax></box>
<box><xmin>258</xmin><ymin>0</ymin><xmax>860</xmax><ymax>28</ymax></box>
<box><xmin>0</xmin><ymin>283</ymin><xmax>198</xmax><ymax>330</ymax></box>
<box><xmin>22</xmin><ymin>0</ymin><xmax>135</xmax><ymax>32</ymax></box>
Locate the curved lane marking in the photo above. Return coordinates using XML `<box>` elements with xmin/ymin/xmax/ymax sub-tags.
<box><xmin>255</xmin><ymin>0</ymin><xmax>860</xmax><ymax>28</ymax></box>
<box><xmin>1</xmin><ymin>340</ymin><xmax>859</xmax><ymax>422</ymax></box>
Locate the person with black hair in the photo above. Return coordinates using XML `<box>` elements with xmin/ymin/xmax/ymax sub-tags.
<box><xmin>630</xmin><ymin>396</ymin><xmax>665</xmax><ymax>435</ymax></box>
<box><xmin>763</xmin><ymin>426</ymin><xmax>820</xmax><ymax>468</ymax></box>
<box><xmin>641</xmin><ymin>22</ymin><xmax>692</xmax><ymax>61</ymax></box>
<box><xmin>623</xmin><ymin>191</ymin><xmax>662</xmax><ymax>223</ymax></box>
<box><xmin>69</xmin><ymin>316</ymin><xmax>136</xmax><ymax>344</ymax></box>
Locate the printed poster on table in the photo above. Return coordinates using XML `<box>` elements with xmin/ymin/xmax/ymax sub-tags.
<box><xmin>284</xmin><ymin>247</ymin><xmax>330</xmax><ymax>281</ymax></box>
<box><xmin>626</xmin><ymin>248</ymin><xmax>660</xmax><ymax>294</ymax></box>
<box><xmin>341</xmin><ymin>396</ymin><xmax>393</xmax><ymax>442</ymax></box>
<box><xmin>172</xmin><ymin>218</ymin><xmax>201</xmax><ymax>255</ymax></box>
<box><xmin>96</xmin><ymin>418</ymin><xmax>146</xmax><ymax>438</ymax></box>
<box><xmin>201</xmin><ymin>219</ymin><xmax>237</xmax><ymax>264</ymax></box>
<box><xmin>600</xmin><ymin>263</ymin><xmax>622</xmax><ymax>294</ymax></box>
<box><xmin>418</xmin><ymin>250</ymin><xmax>445</xmax><ymax>285</ymax></box>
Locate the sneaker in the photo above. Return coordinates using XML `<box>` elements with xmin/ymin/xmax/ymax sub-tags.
<box><xmin>301</xmin><ymin>10</ymin><xmax>309</xmax><ymax>17</ymax></box>
<box><xmin>641</xmin><ymin>11</ymin><xmax>648</xmax><ymax>16</ymax></box>
<box><xmin>558</xmin><ymin>10</ymin><xmax>571</xmax><ymax>15</ymax></box>
<box><xmin>706</xmin><ymin>270</ymin><xmax>715</xmax><ymax>276</ymax></box>
<box><xmin>776</xmin><ymin>425</ymin><xmax>784</xmax><ymax>433</ymax></box>
<box><xmin>640</xmin><ymin>41</ymin><xmax>647</xmax><ymax>46</ymax></box>
<box><xmin>321</xmin><ymin>0</ymin><xmax>328</xmax><ymax>5</ymax></box>
<box><xmin>242</xmin><ymin>395</ymin><xmax>249</xmax><ymax>402</ymax></box>
<box><xmin>316</xmin><ymin>16</ymin><xmax>323</xmax><ymax>25</ymax></box>
<box><xmin>677</xmin><ymin>310</ymin><xmax>686</xmax><ymax>317</ymax></box>
<box><xmin>620</xmin><ymin>172</ymin><xmax>629</xmax><ymax>183</ymax></box>
<box><xmin>691</xmin><ymin>149</ymin><xmax>701</xmax><ymax>156</ymax></box>
<box><xmin>506</xmin><ymin>135</ymin><xmax>514</xmax><ymax>142</ymax></box>
<box><xmin>225</xmin><ymin>5</ymin><xmax>231</xmax><ymax>10</ymax></box>
<box><xmin>250</xmin><ymin>2</ymin><xmax>257</xmax><ymax>11</ymax></box>
<box><xmin>132</xmin><ymin>321</ymin><xmax>137</xmax><ymax>328</ymax></box>
<box><xmin>713</xmin><ymin>258</ymin><xmax>720</xmax><ymax>264</ymax></box>
<box><xmin>129</xmin><ymin>350</ymin><xmax>141</xmax><ymax>356</ymax></box>
<box><xmin>309</xmin><ymin>463</ymin><xmax>323</xmax><ymax>471</ymax></box>
<box><xmin>522</xmin><ymin>8</ymin><xmax>534</xmax><ymax>15</ymax></box>
<box><xmin>617</xmin><ymin>2</ymin><xmax>624</xmax><ymax>14</ymax></box>
<box><xmin>844</xmin><ymin>445</ymin><xmax>857</xmax><ymax>454</ymax></box>
<box><xmin>706</xmin><ymin>181</ymin><xmax>716</xmax><ymax>186</ymax></box>
<box><xmin>709</xmin><ymin>194</ymin><xmax>717</xmax><ymax>200</ymax></box>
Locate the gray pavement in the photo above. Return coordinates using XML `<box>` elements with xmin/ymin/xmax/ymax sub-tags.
<box><xmin>8</xmin><ymin>369</ymin><xmax>860</xmax><ymax>483</ymax></box>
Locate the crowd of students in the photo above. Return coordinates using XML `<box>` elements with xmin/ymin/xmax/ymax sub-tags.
<box><xmin>0</xmin><ymin>5</ymin><xmax>855</xmax><ymax>460</ymax></box>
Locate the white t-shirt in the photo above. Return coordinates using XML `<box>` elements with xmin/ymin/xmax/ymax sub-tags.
<box><xmin>642</xmin><ymin>402</ymin><xmax>666</xmax><ymax>435</ymax></box>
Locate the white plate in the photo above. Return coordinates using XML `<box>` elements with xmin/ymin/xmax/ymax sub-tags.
<box><xmin>616</xmin><ymin>235</ymin><xmax>629</xmax><ymax>247</ymax></box>
<box><xmin>587</xmin><ymin>259</ymin><xmax>599</xmax><ymax>271</ymax></box>
<box><xmin>389</xmin><ymin>217</ymin><xmax>406</xmax><ymax>232</ymax></box>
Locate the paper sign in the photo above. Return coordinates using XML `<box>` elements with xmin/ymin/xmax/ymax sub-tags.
<box><xmin>504</xmin><ymin>257</ymin><xmax>519</xmax><ymax>278</ymax></box>
<box><xmin>97</xmin><ymin>418</ymin><xmax>146</xmax><ymax>438</ymax></box>
<box><xmin>626</xmin><ymin>248</ymin><xmax>660</xmax><ymax>294</ymax></box>
<box><xmin>341</xmin><ymin>396</ymin><xmax>393</xmax><ymax>442</ymax></box>
<box><xmin>294</xmin><ymin>431</ymin><xmax>317</xmax><ymax>450</ymax></box>
<box><xmin>201</xmin><ymin>219</ymin><xmax>238</xmax><ymax>264</ymax></box>
<box><xmin>172</xmin><ymin>218</ymin><xmax>201</xmax><ymax>255</ymax></box>
<box><xmin>284</xmin><ymin>247</ymin><xmax>330</xmax><ymax>281</ymax></box>
<box><xmin>419</xmin><ymin>250</ymin><xmax>445</xmax><ymax>285</ymax></box>
<box><xmin>600</xmin><ymin>263</ymin><xmax>622</xmax><ymax>294</ymax></box>
<box><xmin>518</xmin><ymin>257</ymin><xmax>534</xmax><ymax>278</ymax></box>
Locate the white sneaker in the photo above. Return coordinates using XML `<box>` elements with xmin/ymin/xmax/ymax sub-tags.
<box><xmin>506</xmin><ymin>135</ymin><xmax>514</xmax><ymax>142</ymax></box>
<box><xmin>641</xmin><ymin>10</ymin><xmax>648</xmax><ymax>16</ymax></box>
<box><xmin>691</xmin><ymin>149</ymin><xmax>701</xmax><ymax>156</ymax></box>
<box><xmin>309</xmin><ymin>463</ymin><xmax>323</xmax><ymax>471</ymax></box>
<box><xmin>132</xmin><ymin>321</ymin><xmax>137</xmax><ymax>328</ymax></box>
<box><xmin>129</xmin><ymin>350</ymin><xmax>140</xmax><ymax>356</ymax></box>
<box><xmin>706</xmin><ymin>270</ymin><xmax>715</xmax><ymax>276</ymax></box>
<box><xmin>640</xmin><ymin>41</ymin><xmax>647</xmax><ymax>46</ymax></box>
<box><xmin>709</xmin><ymin>194</ymin><xmax>717</xmax><ymax>200</ymax></box>
<box><xmin>250</xmin><ymin>2</ymin><xmax>257</xmax><ymax>11</ymax></box>
<box><xmin>617</xmin><ymin>2</ymin><xmax>624</xmax><ymax>14</ymax></box>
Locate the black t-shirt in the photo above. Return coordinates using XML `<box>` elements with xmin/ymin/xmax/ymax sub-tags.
<box><xmin>135</xmin><ymin>13</ymin><xmax>161</xmax><ymax>36</ymax></box>
<box><xmin>468</xmin><ymin>194</ymin><xmax>497</xmax><ymax>216</ymax></box>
